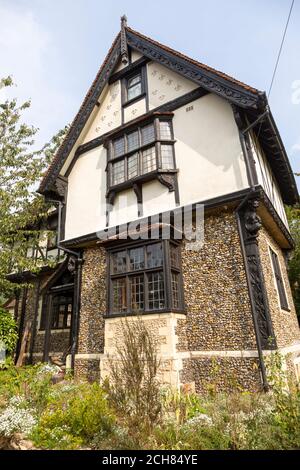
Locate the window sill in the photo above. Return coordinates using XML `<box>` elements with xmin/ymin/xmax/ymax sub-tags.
<box><xmin>123</xmin><ymin>93</ymin><xmax>146</xmax><ymax>108</ymax></box>
<box><xmin>38</xmin><ymin>328</ymin><xmax>71</xmax><ymax>334</ymax></box>
<box><xmin>107</xmin><ymin>169</ymin><xmax>178</xmax><ymax>197</ymax></box>
<box><xmin>104</xmin><ymin>309</ymin><xmax>186</xmax><ymax>319</ymax></box>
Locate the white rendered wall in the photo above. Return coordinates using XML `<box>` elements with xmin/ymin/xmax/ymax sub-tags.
<box><xmin>147</xmin><ymin>62</ymin><xmax>198</xmax><ymax>109</ymax></box>
<box><xmin>64</xmin><ymin>146</ymin><xmax>107</xmax><ymax>240</ymax></box>
<box><xmin>64</xmin><ymin>93</ymin><xmax>248</xmax><ymax>241</ymax></box>
<box><xmin>173</xmin><ymin>93</ymin><xmax>248</xmax><ymax>206</ymax></box>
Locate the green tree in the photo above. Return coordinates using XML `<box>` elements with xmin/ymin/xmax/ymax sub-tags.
<box><xmin>0</xmin><ymin>76</ymin><xmax>68</xmax><ymax>298</ymax></box>
<box><xmin>0</xmin><ymin>306</ymin><xmax>18</xmax><ymax>357</ymax></box>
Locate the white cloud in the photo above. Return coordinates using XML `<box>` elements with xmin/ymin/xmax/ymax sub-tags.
<box><xmin>0</xmin><ymin>3</ymin><xmax>74</xmax><ymax>147</ymax></box>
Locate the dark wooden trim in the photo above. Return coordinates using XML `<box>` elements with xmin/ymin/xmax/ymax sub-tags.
<box><xmin>109</xmin><ymin>56</ymin><xmax>151</xmax><ymax>84</ymax></box>
<box><xmin>126</xmin><ymin>30</ymin><xmax>261</xmax><ymax>110</ymax></box>
<box><xmin>39</xmin><ymin>36</ymin><xmax>121</xmax><ymax>193</ymax></box>
<box><xmin>74</xmin><ymin>88</ymin><xmax>206</xmax><ymax>160</ymax></box>
<box><xmin>106</xmin><ymin>239</ymin><xmax>184</xmax><ymax>316</ymax></box>
<box><xmin>15</xmin><ymin>287</ymin><xmax>28</xmax><ymax>363</ymax></box>
<box><xmin>120</xmin><ymin>64</ymin><xmax>147</xmax><ymax>109</ymax></box>
<box><xmin>29</xmin><ymin>280</ymin><xmax>41</xmax><ymax>364</ymax></box>
<box><xmin>231</xmin><ymin>104</ymin><xmax>258</xmax><ymax>187</ymax></box>
<box><xmin>60</xmin><ymin>187</ymin><xmax>255</xmax><ymax>248</ymax></box>
<box><xmin>244</xmin><ymin>109</ymin><xmax>299</xmax><ymax>206</ymax></box>
<box><xmin>237</xmin><ymin>198</ymin><xmax>276</xmax><ymax>350</ymax></box>
<box><xmin>259</xmin><ymin>188</ymin><xmax>294</xmax><ymax>248</ymax></box>
<box><xmin>60</xmin><ymin>186</ymin><xmax>293</xmax><ymax>250</ymax></box>
<box><xmin>269</xmin><ymin>247</ymin><xmax>289</xmax><ymax>311</ymax></box>
<box><xmin>42</xmin><ymin>294</ymin><xmax>52</xmax><ymax>362</ymax></box>
<box><xmin>106</xmin><ymin>115</ymin><xmax>177</xmax><ymax>207</ymax></box>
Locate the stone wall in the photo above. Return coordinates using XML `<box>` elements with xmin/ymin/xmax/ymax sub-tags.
<box><xmin>181</xmin><ymin>356</ymin><xmax>261</xmax><ymax>393</ymax></box>
<box><xmin>258</xmin><ymin>225</ymin><xmax>300</xmax><ymax>348</ymax></box>
<box><xmin>74</xmin><ymin>246</ymin><xmax>106</xmax><ymax>380</ymax></box>
<box><xmin>100</xmin><ymin>313</ymin><xmax>186</xmax><ymax>387</ymax></box>
<box><xmin>177</xmin><ymin>210</ymin><xmax>256</xmax><ymax>351</ymax></box>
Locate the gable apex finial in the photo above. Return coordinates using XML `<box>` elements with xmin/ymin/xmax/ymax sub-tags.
<box><xmin>120</xmin><ymin>15</ymin><xmax>129</xmax><ymax>65</ymax></box>
<box><xmin>121</xmin><ymin>14</ymin><xmax>127</xmax><ymax>28</ymax></box>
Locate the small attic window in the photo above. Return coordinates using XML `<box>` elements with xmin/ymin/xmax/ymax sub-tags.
<box><xmin>122</xmin><ymin>67</ymin><xmax>146</xmax><ymax>106</ymax></box>
<box><xmin>127</xmin><ymin>73</ymin><xmax>142</xmax><ymax>101</ymax></box>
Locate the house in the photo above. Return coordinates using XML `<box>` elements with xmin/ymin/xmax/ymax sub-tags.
<box><xmin>12</xmin><ymin>17</ymin><xmax>300</xmax><ymax>391</ymax></box>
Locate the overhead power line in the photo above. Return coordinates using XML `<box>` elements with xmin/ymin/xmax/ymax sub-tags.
<box><xmin>268</xmin><ymin>0</ymin><xmax>294</xmax><ymax>99</ymax></box>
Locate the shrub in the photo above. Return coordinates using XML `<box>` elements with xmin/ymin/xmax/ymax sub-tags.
<box><xmin>31</xmin><ymin>383</ymin><xmax>115</xmax><ymax>449</ymax></box>
<box><xmin>0</xmin><ymin>396</ymin><xmax>36</xmax><ymax>437</ymax></box>
<box><xmin>0</xmin><ymin>307</ymin><xmax>18</xmax><ymax>361</ymax></box>
<box><xmin>105</xmin><ymin>317</ymin><xmax>161</xmax><ymax>431</ymax></box>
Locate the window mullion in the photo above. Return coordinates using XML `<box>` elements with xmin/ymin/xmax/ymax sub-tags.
<box><xmin>163</xmin><ymin>240</ymin><xmax>172</xmax><ymax>310</ymax></box>
<box><xmin>156</xmin><ymin>142</ymin><xmax>161</xmax><ymax>169</ymax></box>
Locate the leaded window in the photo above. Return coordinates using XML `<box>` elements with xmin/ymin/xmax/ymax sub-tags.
<box><xmin>270</xmin><ymin>248</ymin><xmax>289</xmax><ymax>310</ymax></box>
<box><xmin>107</xmin><ymin>117</ymin><xmax>176</xmax><ymax>189</ymax></box>
<box><xmin>142</xmin><ymin>146</ymin><xmax>156</xmax><ymax>174</ymax></box>
<box><xmin>108</xmin><ymin>241</ymin><xmax>183</xmax><ymax>315</ymax></box>
<box><xmin>161</xmin><ymin>145</ymin><xmax>174</xmax><ymax>170</ymax></box>
<box><xmin>141</xmin><ymin>123</ymin><xmax>155</xmax><ymax>145</ymax></box>
<box><xmin>51</xmin><ymin>294</ymin><xmax>73</xmax><ymax>329</ymax></box>
<box><xmin>159</xmin><ymin>121</ymin><xmax>172</xmax><ymax>140</ymax></box>
<box><xmin>112</xmin><ymin>160</ymin><xmax>125</xmax><ymax>185</ymax></box>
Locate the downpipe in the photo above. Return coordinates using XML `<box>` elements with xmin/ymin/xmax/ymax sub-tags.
<box><xmin>46</xmin><ymin>199</ymin><xmax>83</xmax><ymax>374</ymax></box>
<box><xmin>235</xmin><ymin>191</ymin><xmax>269</xmax><ymax>392</ymax></box>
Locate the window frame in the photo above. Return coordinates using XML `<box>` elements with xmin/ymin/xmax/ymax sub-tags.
<box><xmin>122</xmin><ymin>67</ymin><xmax>146</xmax><ymax>107</ymax></box>
<box><xmin>106</xmin><ymin>115</ymin><xmax>177</xmax><ymax>192</ymax></box>
<box><xmin>106</xmin><ymin>240</ymin><xmax>184</xmax><ymax>317</ymax></box>
<box><xmin>269</xmin><ymin>247</ymin><xmax>289</xmax><ymax>311</ymax></box>
<box><xmin>40</xmin><ymin>285</ymin><xmax>74</xmax><ymax>331</ymax></box>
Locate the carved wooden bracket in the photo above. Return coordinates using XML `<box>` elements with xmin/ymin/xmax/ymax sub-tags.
<box><xmin>244</xmin><ymin>198</ymin><xmax>262</xmax><ymax>241</ymax></box>
<box><xmin>239</xmin><ymin>197</ymin><xmax>276</xmax><ymax>349</ymax></box>
<box><xmin>158</xmin><ymin>173</ymin><xmax>176</xmax><ymax>192</ymax></box>
<box><xmin>133</xmin><ymin>183</ymin><xmax>142</xmax><ymax>204</ymax></box>
<box><xmin>107</xmin><ymin>190</ymin><xmax>116</xmax><ymax>208</ymax></box>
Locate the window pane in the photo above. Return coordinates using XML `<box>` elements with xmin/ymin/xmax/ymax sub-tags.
<box><xmin>148</xmin><ymin>272</ymin><xmax>165</xmax><ymax>310</ymax></box>
<box><xmin>142</xmin><ymin>146</ymin><xmax>156</xmax><ymax>174</ymax></box>
<box><xmin>129</xmin><ymin>247</ymin><xmax>144</xmax><ymax>271</ymax></box>
<box><xmin>51</xmin><ymin>294</ymin><xmax>72</xmax><ymax>329</ymax></box>
<box><xmin>112</xmin><ymin>278</ymin><xmax>127</xmax><ymax>313</ymax></box>
<box><xmin>112</xmin><ymin>250</ymin><xmax>127</xmax><ymax>274</ymax></box>
<box><xmin>146</xmin><ymin>243</ymin><xmax>163</xmax><ymax>268</ymax></box>
<box><xmin>112</xmin><ymin>160</ymin><xmax>125</xmax><ymax>185</ymax></box>
<box><xmin>130</xmin><ymin>275</ymin><xmax>144</xmax><ymax>312</ymax></box>
<box><xmin>170</xmin><ymin>244</ymin><xmax>179</xmax><ymax>267</ymax></box>
<box><xmin>127</xmin><ymin>130</ymin><xmax>139</xmax><ymax>152</ymax></box>
<box><xmin>128</xmin><ymin>153</ymin><xmax>138</xmax><ymax>180</ymax></box>
<box><xmin>128</xmin><ymin>83</ymin><xmax>142</xmax><ymax>101</ymax></box>
<box><xmin>141</xmin><ymin>124</ymin><xmax>155</xmax><ymax>145</ymax></box>
<box><xmin>113</xmin><ymin>137</ymin><xmax>125</xmax><ymax>158</ymax></box>
<box><xmin>161</xmin><ymin>145</ymin><xmax>174</xmax><ymax>169</ymax></box>
<box><xmin>127</xmin><ymin>75</ymin><xmax>142</xmax><ymax>101</ymax></box>
<box><xmin>160</xmin><ymin>121</ymin><xmax>172</xmax><ymax>140</ymax></box>
<box><xmin>128</xmin><ymin>75</ymin><xmax>141</xmax><ymax>87</ymax></box>
<box><xmin>171</xmin><ymin>272</ymin><xmax>180</xmax><ymax>308</ymax></box>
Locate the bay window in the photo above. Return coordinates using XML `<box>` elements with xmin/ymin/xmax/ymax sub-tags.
<box><xmin>106</xmin><ymin>115</ymin><xmax>176</xmax><ymax>192</ymax></box>
<box><xmin>108</xmin><ymin>240</ymin><xmax>184</xmax><ymax>316</ymax></box>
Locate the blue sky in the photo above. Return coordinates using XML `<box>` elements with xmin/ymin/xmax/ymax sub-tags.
<box><xmin>0</xmin><ymin>0</ymin><xmax>299</xmax><ymax>189</ymax></box>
